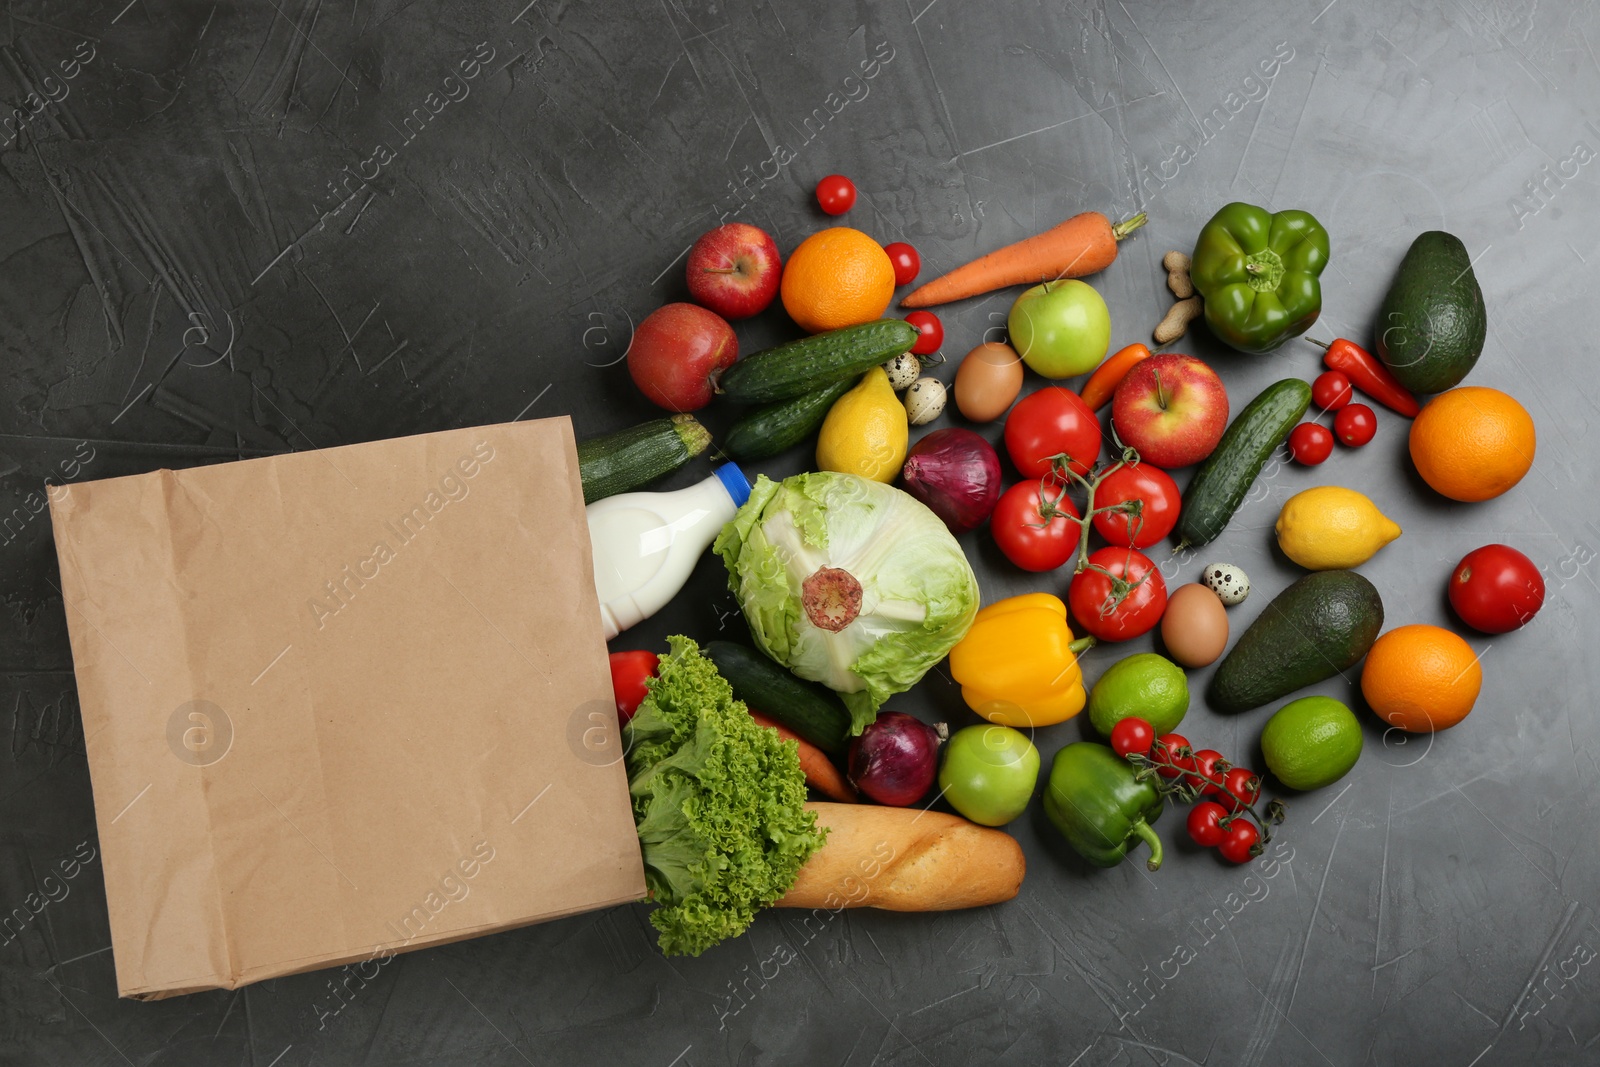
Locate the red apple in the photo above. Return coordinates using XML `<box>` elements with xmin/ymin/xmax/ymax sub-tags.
<box><xmin>686</xmin><ymin>223</ymin><xmax>781</xmax><ymax>319</ymax></box>
<box><xmin>627</xmin><ymin>303</ymin><xmax>738</xmax><ymax>412</ymax></box>
<box><xmin>1111</xmin><ymin>353</ymin><xmax>1229</xmax><ymax>468</ymax></box>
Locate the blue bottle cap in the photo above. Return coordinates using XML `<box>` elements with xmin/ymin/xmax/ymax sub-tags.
<box><xmin>714</xmin><ymin>462</ymin><xmax>751</xmax><ymax>508</ymax></box>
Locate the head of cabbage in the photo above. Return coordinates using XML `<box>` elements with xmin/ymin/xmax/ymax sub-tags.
<box><xmin>713</xmin><ymin>472</ymin><xmax>980</xmax><ymax>733</ymax></box>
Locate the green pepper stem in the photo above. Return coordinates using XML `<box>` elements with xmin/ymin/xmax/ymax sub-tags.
<box><xmin>1112</xmin><ymin>212</ymin><xmax>1148</xmax><ymax>241</ymax></box>
<box><xmin>1068</xmin><ymin>635</ymin><xmax>1096</xmax><ymax>654</ymax></box>
<box><xmin>1131</xmin><ymin>820</ymin><xmax>1164</xmax><ymax>871</ymax></box>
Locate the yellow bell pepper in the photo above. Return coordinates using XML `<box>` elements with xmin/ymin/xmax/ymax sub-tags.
<box><xmin>947</xmin><ymin>593</ymin><xmax>1094</xmax><ymax>727</ymax></box>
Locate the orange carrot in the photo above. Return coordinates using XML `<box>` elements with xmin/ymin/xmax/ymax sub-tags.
<box><xmin>750</xmin><ymin>708</ymin><xmax>858</xmax><ymax>802</ymax></box>
<box><xmin>901</xmin><ymin>211</ymin><xmax>1146</xmax><ymax>309</ymax></box>
<box><xmin>1079</xmin><ymin>343</ymin><xmax>1153</xmax><ymax>411</ymax></box>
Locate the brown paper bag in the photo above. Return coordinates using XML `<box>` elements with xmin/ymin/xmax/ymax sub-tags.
<box><xmin>48</xmin><ymin>417</ymin><xmax>646</xmax><ymax>999</ymax></box>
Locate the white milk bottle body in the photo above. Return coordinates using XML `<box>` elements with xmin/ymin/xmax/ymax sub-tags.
<box><xmin>588</xmin><ymin>463</ymin><xmax>751</xmax><ymax>640</ymax></box>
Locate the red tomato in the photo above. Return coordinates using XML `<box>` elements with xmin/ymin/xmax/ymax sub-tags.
<box><xmin>1218</xmin><ymin>820</ymin><xmax>1261</xmax><ymax>864</ymax></box>
<box><xmin>1449</xmin><ymin>544</ymin><xmax>1545</xmax><ymax>633</ymax></box>
<box><xmin>1311</xmin><ymin>371</ymin><xmax>1353</xmax><ymax>411</ymax></box>
<box><xmin>1068</xmin><ymin>547</ymin><xmax>1167</xmax><ymax>641</ymax></box>
<box><xmin>1109</xmin><ymin>717</ymin><xmax>1155</xmax><ymax>758</ymax></box>
<box><xmin>1288</xmin><ymin>422</ymin><xmax>1333</xmax><ymax>464</ymax></box>
<box><xmin>1219</xmin><ymin>766</ymin><xmax>1261</xmax><ymax>813</ymax></box>
<box><xmin>1334</xmin><ymin>403</ymin><xmax>1377</xmax><ymax>446</ymax></box>
<box><xmin>1004</xmin><ymin>387</ymin><xmax>1102</xmax><ymax>479</ymax></box>
<box><xmin>815</xmin><ymin>174</ymin><xmax>856</xmax><ymax>215</ymax></box>
<box><xmin>1191</xmin><ymin>748</ymin><xmax>1227</xmax><ymax>798</ymax></box>
<box><xmin>1091</xmin><ymin>462</ymin><xmax>1181</xmax><ymax>548</ymax></box>
<box><xmin>608</xmin><ymin>650</ymin><xmax>659</xmax><ymax>723</ymax></box>
<box><xmin>884</xmin><ymin>242</ymin><xmax>921</xmax><ymax>286</ymax></box>
<box><xmin>991</xmin><ymin>480</ymin><xmax>1082</xmax><ymax>572</ymax></box>
<box><xmin>1187</xmin><ymin>801</ymin><xmax>1229</xmax><ymax>848</ymax></box>
<box><xmin>1154</xmin><ymin>733</ymin><xmax>1192</xmax><ymax>780</ymax></box>
<box><xmin>905</xmin><ymin>311</ymin><xmax>943</xmax><ymax>356</ymax></box>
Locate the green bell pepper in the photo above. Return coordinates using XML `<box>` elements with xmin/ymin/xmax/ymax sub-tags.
<box><xmin>1190</xmin><ymin>202</ymin><xmax>1329</xmax><ymax>355</ymax></box>
<box><xmin>1042</xmin><ymin>742</ymin><xmax>1164</xmax><ymax>871</ymax></box>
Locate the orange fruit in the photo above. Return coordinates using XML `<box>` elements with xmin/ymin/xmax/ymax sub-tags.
<box><xmin>1408</xmin><ymin>387</ymin><xmax>1535</xmax><ymax>502</ymax></box>
<box><xmin>781</xmin><ymin>227</ymin><xmax>895</xmax><ymax>333</ymax></box>
<box><xmin>1360</xmin><ymin>624</ymin><xmax>1483</xmax><ymax>733</ymax></box>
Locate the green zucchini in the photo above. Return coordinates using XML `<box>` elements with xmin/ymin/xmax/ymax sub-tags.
<box><xmin>716</xmin><ymin>319</ymin><xmax>918</xmax><ymax>404</ymax></box>
<box><xmin>576</xmin><ymin>414</ymin><xmax>711</xmax><ymax>504</ymax></box>
<box><xmin>704</xmin><ymin>640</ymin><xmax>853</xmax><ymax>753</ymax></box>
<box><xmin>724</xmin><ymin>378</ymin><xmax>857</xmax><ymax>461</ymax></box>
<box><xmin>1174</xmin><ymin>379</ymin><xmax>1311</xmax><ymax>549</ymax></box>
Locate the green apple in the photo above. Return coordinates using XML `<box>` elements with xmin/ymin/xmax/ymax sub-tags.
<box><xmin>937</xmin><ymin>724</ymin><xmax>1039</xmax><ymax>827</ymax></box>
<box><xmin>1007</xmin><ymin>280</ymin><xmax>1112</xmax><ymax>379</ymax></box>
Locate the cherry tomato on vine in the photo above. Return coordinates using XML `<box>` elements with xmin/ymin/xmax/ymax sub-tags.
<box><xmin>1334</xmin><ymin>403</ymin><xmax>1377</xmax><ymax>446</ymax></box>
<box><xmin>1218</xmin><ymin>819</ymin><xmax>1261</xmax><ymax>864</ymax></box>
<box><xmin>905</xmin><ymin>311</ymin><xmax>944</xmax><ymax>355</ymax></box>
<box><xmin>1219</xmin><ymin>766</ymin><xmax>1261</xmax><ymax>813</ymax></box>
<box><xmin>1449</xmin><ymin>543</ymin><xmax>1545</xmax><ymax>633</ymax></box>
<box><xmin>608</xmin><ymin>650</ymin><xmax>659</xmax><ymax>724</ymax></box>
<box><xmin>990</xmin><ymin>480</ymin><xmax>1082</xmax><ymax>572</ymax></box>
<box><xmin>815</xmin><ymin>174</ymin><xmax>857</xmax><ymax>215</ymax></box>
<box><xmin>1091</xmin><ymin>462</ymin><xmax>1181</xmax><ymax>548</ymax></box>
<box><xmin>1190</xmin><ymin>748</ymin><xmax>1228</xmax><ymax>799</ymax></box>
<box><xmin>1110</xmin><ymin>716</ymin><xmax>1155</xmax><ymax>758</ymax></box>
<box><xmin>1004</xmin><ymin>387</ymin><xmax>1102</xmax><ymax>479</ymax></box>
<box><xmin>1153</xmin><ymin>733</ymin><xmax>1192</xmax><ymax>780</ymax></box>
<box><xmin>1288</xmin><ymin>422</ymin><xmax>1333</xmax><ymax>465</ymax></box>
<box><xmin>1311</xmin><ymin>371</ymin><xmax>1353</xmax><ymax>411</ymax></box>
<box><xmin>1068</xmin><ymin>547</ymin><xmax>1167</xmax><ymax>642</ymax></box>
<box><xmin>884</xmin><ymin>242</ymin><xmax>921</xmax><ymax>286</ymax></box>
<box><xmin>1187</xmin><ymin>801</ymin><xmax>1230</xmax><ymax>848</ymax></box>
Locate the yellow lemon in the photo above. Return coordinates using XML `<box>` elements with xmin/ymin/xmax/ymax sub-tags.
<box><xmin>1275</xmin><ymin>486</ymin><xmax>1402</xmax><ymax>570</ymax></box>
<box><xmin>816</xmin><ymin>367</ymin><xmax>907</xmax><ymax>482</ymax></box>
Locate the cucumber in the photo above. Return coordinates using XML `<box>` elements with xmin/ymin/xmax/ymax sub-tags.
<box><xmin>704</xmin><ymin>640</ymin><xmax>853</xmax><ymax>753</ymax></box>
<box><xmin>724</xmin><ymin>378</ymin><xmax>856</xmax><ymax>461</ymax></box>
<box><xmin>716</xmin><ymin>319</ymin><xmax>918</xmax><ymax>405</ymax></box>
<box><xmin>1174</xmin><ymin>379</ymin><xmax>1311</xmax><ymax>549</ymax></box>
<box><xmin>576</xmin><ymin>414</ymin><xmax>711</xmax><ymax>504</ymax></box>
<box><xmin>1208</xmin><ymin>570</ymin><xmax>1384</xmax><ymax>713</ymax></box>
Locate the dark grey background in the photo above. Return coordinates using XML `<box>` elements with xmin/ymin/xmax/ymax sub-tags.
<box><xmin>2</xmin><ymin>0</ymin><xmax>1597</xmax><ymax>1064</ymax></box>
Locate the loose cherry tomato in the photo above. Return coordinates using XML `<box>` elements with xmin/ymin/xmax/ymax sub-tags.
<box><xmin>884</xmin><ymin>242</ymin><xmax>921</xmax><ymax>286</ymax></box>
<box><xmin>1311</xmin><ymin>371</ymin><xmax>1353</xmax><ymax>411</ymax></box>
<box><xmin>608</xmin><ymin>650</ymin><xmax>659</xmax><ymax>723</ymax></box>
<box><xmin>990</xmin><ymin>480</ymin><xmax>1082</xmax><ymax>572</ymax></box>
<box><xmin>1110</xmin><ymin>716</ymin><xmax>1155</xmax><ymax>758</ymax></box>
<box><xmin>1288</xmin><ymin>422</ymin><xmax>1333</xmax><ymax>465</ymax></box>
<box><xmin>1191</xmin><ymin>748</ymin><xmax>1227</xmax><ymax>798</ymax></box>
<box><xmin>1449</xmin><ymin>543</ymin><xmax>1545</xmax><ymax>633</ymax></box>
<box><xmin>905</xmin><ymin>311</ymin><xmax>944</xmax><ymax>356</ymax></box>
<box><xmin>1334</xmin><ymin>403</ymin><xmax>1377</xmax><ymax>446</ymax></box>
<box><xmin>1004</xmin><ymin>387</ymin><xmax>1102</xmax><ymax>479</ymax></box>
<box><xmin>1187</xmin><ymin>801</ymin><xmax>1229</xmax><ymax>848</ymax></box>
<box><xmin>1219</xmin><ymin>766</ymin><xmax>1261</xmax><ymax>813</ymax></box>
<box><xmin>815</xmin><ymin>174</ymin><xmax>856</xmax><ymax>215</ymax></box>
<box><xmin>1091</xmin><ymin>462</ymin><xmax>1181</xmax><ymax>548</ymax></box>
<box><xmin>1218</xmin><ymin>820</ymin><xmax>1261</xmax><ymax>864</ymax></box>
<box><xmin>1068</xmin><ymin>547</ymin><xmax>1168</xmax><ymax>642</ymax></box>
<box><xmin>1154</xmin><ymin>733</ymin><xmax>1193</xmax><ymax>780</ymax></box>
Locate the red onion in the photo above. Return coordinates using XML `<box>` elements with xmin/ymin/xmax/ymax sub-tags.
<box><xmin>848</xmin><ymin>711</ymin><xmax>947</xmax><ymax>806</ymax></box>
<box><xmin>901</xmin><ymin>428</ymin><xmax>1002</xmax><ymax>534</ymax></box>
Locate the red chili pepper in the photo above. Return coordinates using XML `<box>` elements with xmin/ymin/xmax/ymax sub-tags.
<box><xmin>1309</xmin><ymin>338</ymin><xmax>1420</xmax><ymax>418</ymax></box>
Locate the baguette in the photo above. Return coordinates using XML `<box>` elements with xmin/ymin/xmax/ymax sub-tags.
<box><xmin>774</xmin><ymin>802</ymin><xmax>1024</xmax><ymax>911</ymax></box>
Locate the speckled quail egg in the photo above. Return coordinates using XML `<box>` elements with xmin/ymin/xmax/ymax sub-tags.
<box><xmin>1202</xmin><ymin>562</ymin><xmax>1249</xmax><ymax>606</ymax></box>
<box><xmin>904</xmin><ymin>377</ymin><xmax>947</xmax><ymax>425</ymax></box>
<box><xmin>882</xmin><ymin>352</ymin><xmax>921</xmax><ymax>391</ymax></box>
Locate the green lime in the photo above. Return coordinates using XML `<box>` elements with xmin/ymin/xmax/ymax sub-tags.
<box><xmin>1261</xmin><ymin>696</ymin><xmax>1363</xmax><ymax>791</ymax></box>
<box><xmin>1088</xmin><ymin>653</ymin><xmax>1189</xmax><ymax>738</ymax></box>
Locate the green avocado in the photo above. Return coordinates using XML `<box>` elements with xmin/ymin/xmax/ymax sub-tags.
<box><xmin>1375</xmin><ymin>231</ymin><xmax>1487</xmax><ymax>394</ymax></box>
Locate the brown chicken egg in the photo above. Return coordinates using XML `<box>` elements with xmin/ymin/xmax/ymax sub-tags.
<box><xmin>954</xmin><ymin>342</ymin><xmax>1024</xmax><ymax>422</ymax></box>
<box><xmin>1160</xmin><ymin>583</ymin><xmax>1229</xmax><ymax>668</ymax></box>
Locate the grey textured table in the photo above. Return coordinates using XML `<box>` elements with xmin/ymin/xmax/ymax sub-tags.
<box><xmin>3</xmin><ymin>1</ymin><xmax>1598</xmax><ymax>1064</ymax></box>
